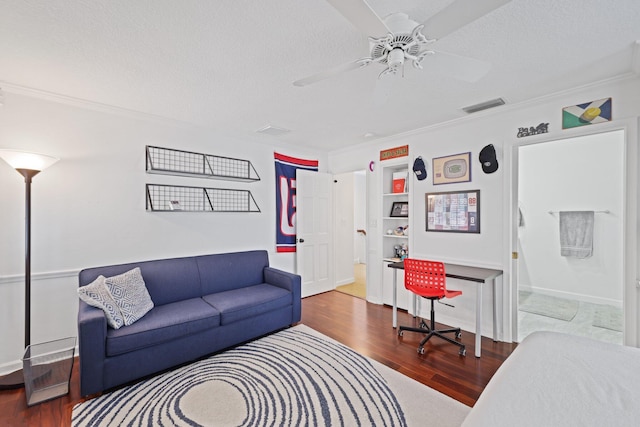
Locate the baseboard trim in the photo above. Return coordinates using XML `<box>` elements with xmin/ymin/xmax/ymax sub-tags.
<box><xmin>335</xmin><ymin>277</ymin><xmax>356</xmax><ymax>287</ymax></box>
<box><xmin>0</xmin><ymin>361</ymin><xmax>23</xmax><ymax>377</ymax></box>
<box><xmin>0</xmin><ymin>346</ymin><xmax>80</xmax><ymax>377</ymax></box>
<box><xmin>518</xmin><ymin>285</ymin><xmax>622</xmax><ymax>307</ymax></box>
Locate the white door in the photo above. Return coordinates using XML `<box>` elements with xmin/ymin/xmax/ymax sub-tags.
<box><xmin>296</xmin><ymin>170</ymin><xmax>334</xmax><ymax>297</ymax></box>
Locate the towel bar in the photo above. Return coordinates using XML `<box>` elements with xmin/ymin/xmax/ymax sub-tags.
<box><xmin>548</xmin><ymin>210</ymin><xmax>610</xmax><ymax>215</ymax></box>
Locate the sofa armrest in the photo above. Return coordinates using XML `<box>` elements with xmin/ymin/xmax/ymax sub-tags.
<box><xmin>264</xmin><ymin>267</ymin><xmax>301</xmax><ymax>322</ymax></box>
<box><xmin>77</xmin><ymin>300</ymin><xmax>107</xmax><ymax>396</ymax></box>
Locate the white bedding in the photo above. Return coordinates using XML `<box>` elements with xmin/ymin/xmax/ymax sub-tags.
<box><xmin>462</xmin><ymin>331</ymin><xmax>640</xmax><ymax>427</ymax></box>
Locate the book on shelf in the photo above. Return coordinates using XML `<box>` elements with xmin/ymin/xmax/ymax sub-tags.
<box><xmin>392</xmin><ymin>171</ymin><xmax>408</xmax><ymax>193</ymax></box>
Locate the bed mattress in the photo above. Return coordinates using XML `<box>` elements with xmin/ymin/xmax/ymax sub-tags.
<box><xmin>462</xmin><ymin>331</ymin><xmax>640</xmax><ymax>427</ymax></box>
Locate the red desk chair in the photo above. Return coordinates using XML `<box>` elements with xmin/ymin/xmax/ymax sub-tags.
<box><xmin>398</xmin><ymin>259</ymin><xmax>466</xmax><ymax>356</ymax></box>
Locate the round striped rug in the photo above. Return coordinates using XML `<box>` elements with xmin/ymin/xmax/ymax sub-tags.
<box><xmin>72</xmin><ymin>326</ymin><xmax>408</xmax><ymax>426</ymax></box>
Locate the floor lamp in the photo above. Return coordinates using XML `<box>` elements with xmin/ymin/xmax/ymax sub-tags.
<box><xmin>0</xmin><ymin>149</ymin><xmax>59</xmax><ymax>390</ymax></box>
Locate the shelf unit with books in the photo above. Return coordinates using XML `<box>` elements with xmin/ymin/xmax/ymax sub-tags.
<box><xmin>380</xmin><ymin>160</ymin><xmax>412</xmax><ymax>310</ymax></box>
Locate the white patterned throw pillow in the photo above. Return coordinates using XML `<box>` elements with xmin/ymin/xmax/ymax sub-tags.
<box><xmin>78</xmin><ymin>275</ymin><xmax>125</xmax><ymax>329</ymax></box>
<box><xmin>105</xmin><ymin>267</ymin><xmax>154</xmax><ymax>326</ymax></box>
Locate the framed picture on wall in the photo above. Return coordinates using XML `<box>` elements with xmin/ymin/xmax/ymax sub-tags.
<box><xmin>426</xmin><ymin>190</ymin><xmax>480</xmax><ymax>233</ymax></box>
<box><xmin>432</xmin><ymin>152</ymin><xmax>471</xmax><ymax>185</ymax></box>
<box><xmin>390</xmin><ymin>201</ymin><xmax>409</xmax><ymax>217</ymax></box>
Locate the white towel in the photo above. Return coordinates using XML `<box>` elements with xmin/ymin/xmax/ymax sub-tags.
<box><xmin>559</xmin><ymin>211</ymin><xmax>594</xmax><ymax>258</ymax></box>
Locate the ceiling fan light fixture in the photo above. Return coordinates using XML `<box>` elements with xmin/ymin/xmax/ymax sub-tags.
<box><xmin>462</xmin><ymin>98</ymin><xmax>506</xmax><ymax>114</ymax></box>
<box><xmin>294</xmin><ymin>0</ymin><xmax>508</xmax><ymax>87</ymax></box>
<box><xmin>387</xmin><ymin>48</ymin><xmax>405</xmax><ymax>68</ymax></box>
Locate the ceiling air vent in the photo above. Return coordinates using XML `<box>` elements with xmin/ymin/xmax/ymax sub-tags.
<box><xmin>462</xmin><ymin>98</ymin><xmax>505</xmax><ymax>114</ymax></box>
<box><xmin>256</xmin><ymin>125</ymin><xmax>290</xmax><ymax>136</ymax></box>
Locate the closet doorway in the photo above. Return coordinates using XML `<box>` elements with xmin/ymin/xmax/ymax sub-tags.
<box><xmin>516</xmin><ymin>129</ymin><xmax>625</xmax><ymax>344</ymax></box>
<box><xmin>334</xmin><ymin>170</ymin><xmax>367</xmax><ymax>299</ymax></box>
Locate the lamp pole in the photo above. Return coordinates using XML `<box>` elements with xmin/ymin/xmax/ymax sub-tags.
<box><xmin>0</xmin><ymin>150</ymin><xmax>58</xmax><ymax>390</ymax></box>
<box><xmin>17</xmin><ymin>168</ymin><xmax>40</xmax><ymax>348</ymax></box>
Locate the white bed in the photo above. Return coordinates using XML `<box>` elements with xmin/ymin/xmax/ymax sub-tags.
<box><xmin>462</xmin><ymin>331</ymin><xmax>640</xmax><ymax>427</ymax></box>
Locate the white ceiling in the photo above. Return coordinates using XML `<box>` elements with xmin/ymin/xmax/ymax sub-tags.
<box><xmin>1</xmin><ymin>0</ymin><xmax>639</xmax><ymax>152</ymax></box>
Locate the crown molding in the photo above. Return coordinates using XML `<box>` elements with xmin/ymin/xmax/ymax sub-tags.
<box><xmin>0</xmin><ymin>81</ymin><xmax>329</xmax><ymax>156</ymax></box>
<box><xmin>0</xmin><ymin>81</ymin><xmax>200</xmax><ymax>129</ymax></box>
<box><xmin>329</xmin><ymin>72</ymin><xmax>639</xmax><ymax>157</ymax></box>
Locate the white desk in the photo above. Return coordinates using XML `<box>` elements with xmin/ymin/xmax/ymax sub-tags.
<box><xmin>388</xmin><ymin>261</ymin><xmax>502</xmax><ymax>358</ymax></box>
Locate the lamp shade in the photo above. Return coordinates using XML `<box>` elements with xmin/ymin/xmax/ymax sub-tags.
<box><xmin>0</xmin><ymin>149</ymin><xmax>59</xmax><ymax>171</ymax></box>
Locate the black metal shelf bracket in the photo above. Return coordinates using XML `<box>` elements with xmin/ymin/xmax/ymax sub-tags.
<box><xmin>146</xmin><ymin>184</ymin><xmax>261</xmax><ymax>213</ymax></box>
<box><xmin>145</xmin><ymin>145</ymin><xmax>260</xmax><ymax>182</ymax></box>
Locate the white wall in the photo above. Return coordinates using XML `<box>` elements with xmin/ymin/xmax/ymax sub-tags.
<box><xmin>518</xmin><ymin>130</ymin><xmax>625</xmax><ymax>305</ymax></box>
<box><xmin>329</xmin><ymin>75</ymin><xmax>640</xmax><ymax>343</ymax></box>
<box><xmin>0</xmin><ymin>91</ymin><xmax>326</xmax><ymax>373</ymax></box>
<box><xmin>1</xmin><ymin>77</ymin><xmax>638</xmax><ymax>374</ymax></box>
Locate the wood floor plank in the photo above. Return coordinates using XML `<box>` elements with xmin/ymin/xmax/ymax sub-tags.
<box><xmin>300</xmin><ymin>291</ymin><xmax>517</xmax><ymax>408</ymax></box>
<box><xmin>0</xmin><ymin>290</ymin><xmax>517</xmax><ymax>426</ymax></box>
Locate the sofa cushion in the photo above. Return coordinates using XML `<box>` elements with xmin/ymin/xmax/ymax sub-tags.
<box><xmin>105</xmin><ymin>267</ymin><xmax>154</xmax><ymax>326</ymax></box>
<box><xmin>106</xmin><ymin>298</ymin><xmax>220</xmax><ymax>357</ymax></box>
<box><xmin>197</xmin><ymin>251</ymin><xmax>269</xmax><ymax>295</ymax></box>
<box><xmin>77</xmin><ymin>275</ymin><xmax>125</xmax><ymax>329</ymax></box>
<box><xmin>202</xmin><ymin>283</ymin><xmax>292</xmax><ymax>325</ymax></box>
<box><xmin>80</xmin><ymin>256</ymin><xmax>202</xmax><ymax>306</ymax></box>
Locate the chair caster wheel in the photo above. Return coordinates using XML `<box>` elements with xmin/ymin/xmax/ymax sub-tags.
<box><xmin>398</xmin><ymin>330</ymin><xmax>403</xmax><ymax>337</ymax></box>
<box><xmin>456</xmin><ymin>332</ymin><xmax>462</xmax><ymax>339</ymax></box>
<box><xmin>459</xmin><ymin>348</ymin><xmax>466</xmax><ymax>356</ymax></box>
<box><xmin>417</xmin><ymin>347</ymin><xmax>425</xmax><ymax>355</ymax></box>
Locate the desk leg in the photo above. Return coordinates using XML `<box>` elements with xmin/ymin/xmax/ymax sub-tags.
<box><xmin>475</xmin><ymin>283</ymin><xmax>482</xmax><ymax>358</ymax></box>
<box><xmin>392</xmin><ymin>269</ymin><xmax>398</xmax><ymax>328</ymax></box>
<box><xmin>492</xmin><ymin>278</ymin><xmax>497</xmax><ymax>342</ymax></box>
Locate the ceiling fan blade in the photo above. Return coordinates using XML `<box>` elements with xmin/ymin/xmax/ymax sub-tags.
<box><xmin>421</xmin><ymin>0</ymin><xmax>511</xmax><ymax>40</ymax></box>
<box><xmin>293</xmin><ymin>60</ymin><xmax>368</xmax><ymax>87</ymax></box>
<box><xmin>326</xmin><ymin>0</ymin><xmax>389</xmax><ymax>37</ymax></box>
<box><xmin>428</xmin><ymin>51</ymin><xmax>492</xmax><ymax>82</ymax></box>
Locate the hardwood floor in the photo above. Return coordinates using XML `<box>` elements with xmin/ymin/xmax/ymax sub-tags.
<box><xmin>302</xmin><ymin>291</ymin><xmax>517</xmax><ymax>407</ymax></box>
<box><xmin>0</xmin><ymin>290</ymin><xmax>517</xmax><ymax>426</ymax></box>
<box><xmin>334</xmin><ymin>263</ymin><xmax>366</xmax><ymax>299</ymax></box>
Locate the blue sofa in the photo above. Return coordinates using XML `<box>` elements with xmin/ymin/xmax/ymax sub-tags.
<box><xmin>77</xmin><ymin>250</ymin><xmax>301</xmax><ymax>396</ymax></box>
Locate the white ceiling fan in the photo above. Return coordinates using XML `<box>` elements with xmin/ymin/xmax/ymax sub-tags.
<box><xmin>293</xmin><ymin>0</ymin><xmax>511</xmax><ymax>87</ymax></box>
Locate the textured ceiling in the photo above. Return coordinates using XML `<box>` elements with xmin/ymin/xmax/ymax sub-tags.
<box><xmin>1</xmin><ymin>0</ymin><xmax>639</xmax><ymax>152</ymax></box>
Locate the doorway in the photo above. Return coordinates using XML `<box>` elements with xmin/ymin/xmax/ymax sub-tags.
<box><xmin>516</xmin><ymin>129</ymin><xmax>625</xmax><ymax>344</ymax></box>
<box><xmin>334</xmin><ymin>170</ymin><xmax>367</xmax><ymax>299</ymax></box>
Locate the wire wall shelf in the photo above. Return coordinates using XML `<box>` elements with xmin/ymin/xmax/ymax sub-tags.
<box><xmin>146</xmin><ymin>184</ymin><xmax>261</xmax><ymax>213</ymax></box>
<box><xmin>146</xmin><ymin>145</ymin><xmax>260</xmax><ymax>182</ymax></box>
